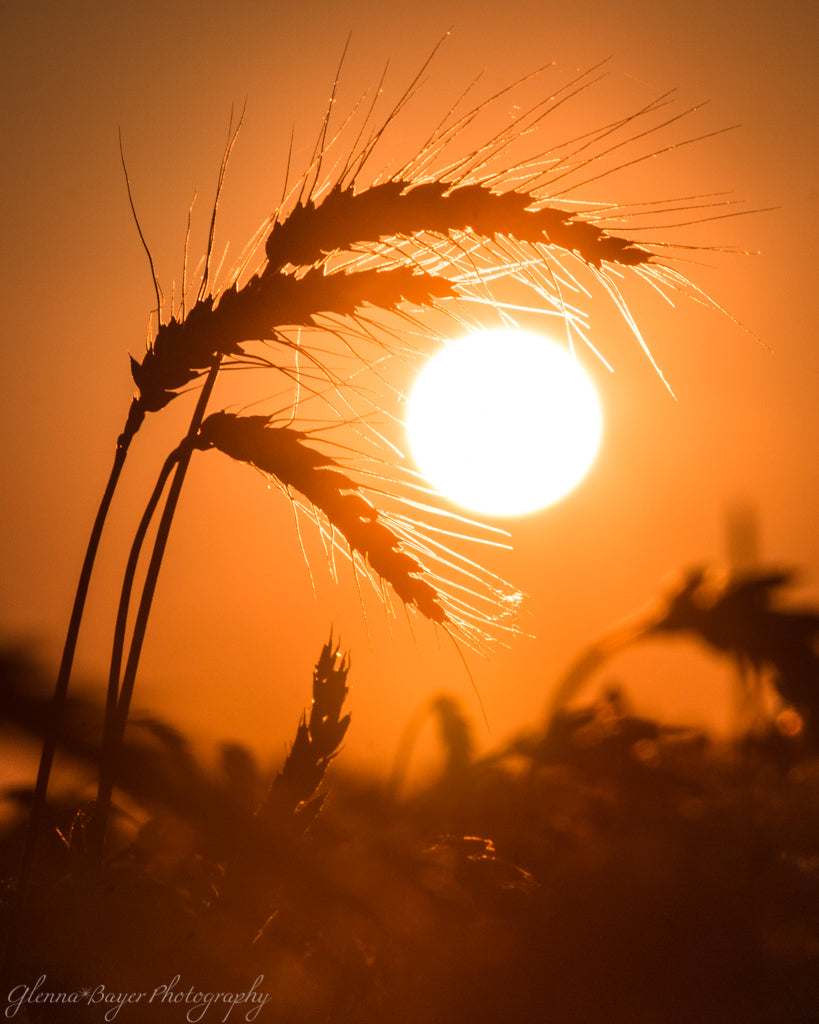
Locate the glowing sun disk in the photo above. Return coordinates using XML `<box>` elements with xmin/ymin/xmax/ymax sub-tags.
<box><xmin>406</xmin><ymin>329</ymin><xmax>603</xmax><ymax>516</ymax></box>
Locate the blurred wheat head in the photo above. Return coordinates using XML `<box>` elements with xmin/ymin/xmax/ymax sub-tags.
<box><xmin>122</xmin><ymin>43</ymin><xmax>757</xmax><ymax>645</ymax></box>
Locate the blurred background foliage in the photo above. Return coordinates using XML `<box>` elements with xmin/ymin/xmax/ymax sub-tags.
<box><xmin>2</xmin><ymin>564</ymin><xmax>819</xmax><ymax>1022</ymax></box>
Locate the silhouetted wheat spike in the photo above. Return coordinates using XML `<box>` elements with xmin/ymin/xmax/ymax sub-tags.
<box><xmin>264</xmin><ymin>181</ymin><xmax>652</xmax><ymax>272</ymax></box>
<box><xmin>196</xmin><ymin>411</ymin><xmax>447</xmax><ymax>623</ymax></box>
<box><xmin>129</xmin><ymin>265</ymin><xmax>456</xmax><ymax>414</ymax></box>
<box><xmin>255</xmin><ymin>636</ymin><xmax>351</xmax><ymax>838</ymax></box>
<box><xmin>213</xmin><ymin>638</ymin><xmax>350</xmax><ymax>938</ymax></box>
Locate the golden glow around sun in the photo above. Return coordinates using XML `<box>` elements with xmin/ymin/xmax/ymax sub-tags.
<box><xmin>406</xmin><ymin>329</ymin><xmax>603</xmax><ymax>516</ymax></box>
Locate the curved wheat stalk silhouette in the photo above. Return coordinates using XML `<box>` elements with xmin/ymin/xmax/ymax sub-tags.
<box><xmin>543</xmin><ymin>567</ymin><xmax>819</xmax><ymax>746</ymax></box>
<box><xmin>16</xmin><ymin>41</ymin><xmax>763</xmax><ymax>901</ymax></box>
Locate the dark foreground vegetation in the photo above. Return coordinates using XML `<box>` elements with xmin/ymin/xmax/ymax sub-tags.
<box><xmin>3</xmin><ymin>587</ymin><xmax>819</xmax><ymax>1024</ymax></box>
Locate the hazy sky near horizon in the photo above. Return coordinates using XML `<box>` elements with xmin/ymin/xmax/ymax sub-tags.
<box><xmin>2</xmin><ymin>0</ymin><xmax>817</xmax><ymax>776</ymax></box>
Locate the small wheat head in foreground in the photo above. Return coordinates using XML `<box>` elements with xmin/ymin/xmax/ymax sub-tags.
<box><xmin>254</xmin><ymin>635</ymin><xmax>351</xmax><ymax>838</ymax></box>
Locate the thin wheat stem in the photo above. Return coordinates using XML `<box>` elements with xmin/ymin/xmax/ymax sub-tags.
<box><xmin>10</xmin><ymin>398</ymin><xmax>146</xmax><ymax>962</ymax></box>
<box><xmin>105</xmin><ymin>447</ymin><xmax>182</xmax><ymax>734</ymax></box>
<box><xmin>88</xmin><ymin>445</ymin><xmax>181</xmax><ymax>865</ymax></box>
<box><xmin>91</xmin><ymin>359</ymin><xmax>221</xmax><ymax>860</ymax></box>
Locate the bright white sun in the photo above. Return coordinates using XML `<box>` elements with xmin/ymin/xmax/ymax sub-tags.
<box><xmin>406</xmin><ymin>329</ymin><xmax>603</xmax><ymax>516</ymax></box>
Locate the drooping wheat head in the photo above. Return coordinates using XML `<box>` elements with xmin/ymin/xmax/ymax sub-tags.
<box><xmin>195</xmin><ymin>410</ymin><xmax>518</xmax><ymax>645</ymax></box>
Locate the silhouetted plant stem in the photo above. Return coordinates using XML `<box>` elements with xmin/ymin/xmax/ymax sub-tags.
<box><xmin>103</xmin><ymin>446</ymin><xmax>182</xmax><ymax>732</ymax></box>
<box><xmin>91</xmin><ymin>358</ymin><xmax>221</xmax><ymax>860</ymax></box>
<box><xmin>89</xmin><ymin>445</ymin><xmax>181</xmax><ymax>867</ymax></box>
<box><xmin>11</xmin><ymin>399</ymin><xmax>145</xmax><ymax>962</ymax></box>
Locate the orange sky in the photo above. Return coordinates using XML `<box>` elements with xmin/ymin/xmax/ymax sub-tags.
<box><xmin>2</xmin><ymin>0</ymin><xmax>818</xmax><ymax>780</ymax></box>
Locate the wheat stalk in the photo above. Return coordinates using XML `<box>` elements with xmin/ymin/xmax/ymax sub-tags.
<box><xmin>12</xmin><ymin>112</ymin><xmax>251</xmax><ymax>906</ymax></box>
